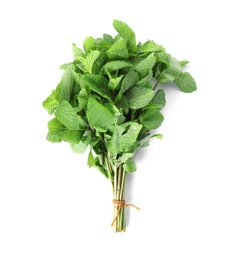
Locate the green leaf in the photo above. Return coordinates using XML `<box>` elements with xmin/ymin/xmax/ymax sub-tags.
<box><xmin>83</xmin><ymin>74</ymin><xmax>111</xmax><ymax>100</ymax></box>
<box><xmin>94</xmin><ymin>37</ymin><xmax>112</xmax><ymax>49</ymax></box>
<box><xmin>59</xmin><ymin>62</ymin><xmax>73</xmax><ymax>71</ymax></box>
<box><xmin>125</xmin><ymin>87</ymin><xmax>154</xmax><ymax>109</ymax></box>
<box><xmin>70</xmin><ymin>140</ymin><xmax>88</xmax><ymax>154</ymax></box>
<box><xmin>46</xmin><ymin>118</ymin><xmax>63</xmax><ymax>143</ymax></box>
<box><xmin>148</xmin><ymin>89</ymin><xmax>166</xmax><ymax>109</ymax></box>
<box><xmin>70</xmin><ymin>134</ymin><xmax>92</xmax><ymax>153</ymax></box>
<box><xmin>43</xmin><ymin>83</ymin><xmax>61</xmax><ymax>114</ymax></box>
<box><xmin>139</xmin><ymin>109</ymin><xmax>164</xmax><ymax>129</ymax></box>
<box><xmin>117</xmin><ymin>71</ymin><xmax>139</xmax><ymax>100</ymax></box>
<box><xmin>83</xmin><ymin>36</ymin><xmax>95</xmax><ymax>53</ymax></box>
<box><xmin>72</xmin><ymin>43</ymin><xmax>84</xmax><ymax>59</ymax></box>
<box><xmin>115</xmin><ymin>95</ymin><xmax>129</xmax><ymax>114</ymax></box>
<box><xmin>114</xmin><ymin>153</ymin><xmax>134</xmax><ymax>165</ymax></box>
<box><xmin>108</xmin><ymin>74</ymin><xmax>124</xmax><ymax>90</ymax></box>
<box><xmin>77</xmin><ymin>88</ymin><xmax>88</xmax><ymax>109</ymax></box>
<box><xmin>139</xmin><ymin>133</ymin><xmax>163</xmax><ymax>148</ymax></box>
<box><xmin>47</xmin><ymin>118</ymin><xmax>65</xmax><ymax>134</ymax></box>
<box><xmin>174</xmin><ymin>72</ymin><xmax>197</xmax><ymax>93</ymax></box>
<box><xmin>72</xmin><ymin>71</ymin><xmax>84</xmax><ymax>88</ymax></box>
<box><xmin>156</xmin><ymin>53</ymin><xmax>182</xmax><ymax>83</ymax></box>
<box><xmin>151</xmin><ymin>134</ymin><xmax>163</xmax><ymax>139</ymax></box>
<box><xmin>59</xmin><ymin>130</ymin><xmax>83</xmax><ymax>143</ymax></box>
<box><xmin>103</xmin><ymin>33</ymin><xmax>115</xmax><ymax>44</ymax></box>
<box><xmin>106</xmin><ymin>39</ymin><xmax>129</xmax><ymax>59</ymax></box>
<box><xmin>94</xmin><ymin>158</ymin><xmax>108</xmax><ymax>178</ymax></box>
<box><xmin>78</xmin><ymin>50</ymin><xmax>100</xmax><ymax>73</ymax></box>
<box><xmin>46</xmin><ymin>132</ymin><xmax>61</xmax><ymax>143</ymax></box>
<box><xmin>92</xmin><ymin>54</ymin><xmax>104</xmax><ymax>74</ymax></box>
<box><xmin>113</xmin><ymin>20</ymin><xmax>137</xmax><ymax>54</ymax></box>
<box><xmin>140</xmin><ymin>40</ymin><xmax>165</xmax><ymax>53</ymax></box>
<box><xmin>134</xmin><ymin>53</ymin><xmax>156</xmax><ymax>77</ymax></box>
<box><xmin>101</xmin><ymin>60</ymin><xmax>132</xmax><ymax>74</ymax></box>
<box><xmin>47</xmin><ymin>118</ymin><xmax>82</xmax><ymax>143</ymax></box>
<box><xmin>86</xmin><ymin>96</ymin><xmax>115</xmax><ymax>132</ymax></box>
<box><xmin>106</xmin><ymin>122</ymin><xmax>142</xmax><ymax>155</ymax></box>
<box><xmin>88</xmin><ymin>150</ymin><xmax>95</xmax><ymax>167</ymax></box>
<box><xmin>55</xmin><ymin>101</ymin><xmax>86</xmax><ymax>130</ymax></box>
<box><xmin>123</xmin><ymin>157</ymin><xmax>136</xmax><ymax>172</ymax></box>
<box><xmin>136</xmin><ymin>70</ymin><xmax>153</xmax><ymax>88</ymax></box>
<box><xmin>60</xmin><ymin>64</ymin><xmax>76</xmax><ymax>101</ymax></box>
<box><xmin>153</xmin><ymin>62</ymin><xmax>166</xmax><ymax>79</ymax></box>
<box><xmin>179</xmin><ymin>60</ymin><xmax>190</xmax><ymax>67</ymax></box>
<box><xmin>87</xmin><ymin>151</ymin><xmax>109</xmax><ymax>178</ymax></box>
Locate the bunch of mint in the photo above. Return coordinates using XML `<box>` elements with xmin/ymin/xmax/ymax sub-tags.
<box><xmin>43</xmin><ymin>20</ymin><xmax>197</xmax><ymax>232</ymax></box>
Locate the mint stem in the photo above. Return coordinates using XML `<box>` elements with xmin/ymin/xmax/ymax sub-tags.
<box><xmin>153</xmin><ymin>81</ymin><xmax>159</xmax><ymax>90</ymax></box>
<box><xmin>113</xmin><ymin>164</ymin><xmax>126</xmax><ymax>232</ymax></box>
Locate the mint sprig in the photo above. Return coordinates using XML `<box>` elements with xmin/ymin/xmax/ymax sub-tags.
<box><xmin>43</xmin><ymin>20</ymin><xmax>197</xmax><ymax>232</ymax></box>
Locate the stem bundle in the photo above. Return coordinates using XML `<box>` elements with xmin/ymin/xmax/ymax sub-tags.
<box><xmin>112</xmin><ymin>165</ymin><xmax>126</xmax><ymax>232</ymax></box>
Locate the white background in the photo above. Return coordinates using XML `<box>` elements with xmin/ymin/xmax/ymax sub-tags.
<box><xmin>0</xmin><ymin>0</ymin><xmax>244</xmax><ymax>259</ymax></box>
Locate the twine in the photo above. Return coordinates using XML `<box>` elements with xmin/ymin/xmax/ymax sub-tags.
<box><xmin>111</xmin><ymin>199</ymin><xmax>140</xmax><ymax>227</ymax></box>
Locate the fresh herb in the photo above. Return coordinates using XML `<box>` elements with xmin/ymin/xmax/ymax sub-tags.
<box><xmin>43</xmin><ymin>20</ymin><xmax>197</xmax><ymax>232</ymax></box>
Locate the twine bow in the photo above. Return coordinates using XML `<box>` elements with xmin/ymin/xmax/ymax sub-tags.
<box><xmin>111</xmin><ymin>199</ymin><xmax>140</xmax><ymax>227</ymax></box>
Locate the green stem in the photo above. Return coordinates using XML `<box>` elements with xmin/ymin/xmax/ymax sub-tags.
<box><xmin>119</xmin><ymin>168</ymin><xmax>126</xmax><ymax>231</ymax></box>
<box><xmin>116</xmin><ymin>165</ymin><xmax>121</xmax><ymax>231</ymax></box>
<box><xmin>112</xmin><ymin>164</ymin><xmax>127</xmax><ymax>232</ymax></box>
<box><xmin>153</xmin><ymin>80</ymin><xmax>159</xmax><ymax>90</ymax></box>
<box><xmin>104</xmin><ymin>154</ymin><xmax>114</xmax><ymax>192</ymax></box>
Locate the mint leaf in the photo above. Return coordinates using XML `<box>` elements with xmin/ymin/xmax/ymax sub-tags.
<box><xmin>134</xmin><ymin>52</ymin><xmax>156</xmax><ymax>77</ymax></box>
<box><xmin>179</xmin><ymin>60</ymin><xmax>190</xmax><ymax>67</ymax></box>
<box><xmin>123</xmin><ymin>157</ymin><xmax>136</xmax><ymax>172</ymax></box>
<box><xmin>83</xmin><ymin>36</ymin><xmax>94</xmax><ymax>53</ymax></box>
<box><xmin>88</xmin><ymin>150</ymin><xmax>95</xmax><ymax>167</ymax></box>
<box><xmin>86</xmin><ymin>96</ymin><xmax>115</xmax><ymax>132</ymax></box>
<box><xmin>47</xmin><ymin>118</ymin><xmax>65</xmax><ymax>134</ymax></box>
<box><xmin>70</xmin><ymin>140</ymin><xmax>88</xmax><ymax>154</ymax></box>
<box><xmin>70</xmin><ymin>134</ymin><xmax>92</xmax><ymax>154</ymax></box>
<box><xmin>125</xmin><ymin>87</ymin><xmax>154</xmax><ymax>109</ymax></box>
<box><xmin>83</xmin><ymin>74</ymin><xmax>111</xmax><ymax>100</ymax></box>
<box><xmin>60</xmin><ymin>64</ymin><xmax>76</xmax><ymax>101</ymax></box>
<box><xmin>72</xmin><ymin>43</ymin><xmax>84</xmax><ymax>59</ymax></box>
<box><xmin>78</xmin><ymin>50</ymin><xmax>100</xmax><ymax>73</ymax></box>
<box><xmin>55</xmin><ymin>101</ymin><xmax>86</xmax><ymax>130</ymax></box>
<box><xmin>115</xmin><ymin>95</ymin><xmax>129</xmax><ymax>114</ymax></box>
<box><xmin>94</xmin><ymin>158</ymin><xmax>108</xmax><ymax>178</ymax></box>
<box><xmin>103</xmin><ymin>33</ymin><xmax>115</xmax><ymax>44</ymax></box>
<box><xmin>140</xmin><ymin>40</ymin><xmax>165</xmax><ymax>53</ymax></box>
<box><xmin>156</xmin><ymin>53</ymin><xmax>182</xmax><ymax>83</ymax></box>
<box><xmin>59</xmin><ymin>130</ymin><xmax>83</xmax><ymax>143</ymax></box>
<box><xmin>101</xmin><ymin>60</ymin><xmax>132</xmax><ymax>74</ymax></box>
<box><xmin>43</xmin><ymin>83</ymin><xmax>61</xmax><ymax>114</ymax></box>
<box><xmin>139</xmin><ymin>133</ymin><xmax>163</xmax><ymax>149</ymax></box>
<box><xmin>113</xmin><ymin>20</ymin><xmax>137</xmax><ymax>54</ymax></box>
<box><xmin>106</xmin><ymin>122</ymin><xmax>142</xmax><ymax>155</ymax></box>
<box><xmin>139</xmin><ymin>109</ymin><xmax>164</xmax><ymax>129</ymax></box>
<box><xmin>47</xmin><ymin>118</ymin><xmax>82</xmax><ymax>143</ymax></box>
<box><xmin>108</xmin><ymin>74</ymin><xmax>124</xmax><ymax>90</ymax></box>
<box><xmin>72</xmin><ymin>71</ymin><xmax>84</xmax><ymax>88</ymax></box>
<box><xmin>117</xmin><ymin>71</ymin><xmax>139</xmax><ymax>99</ymax></box>
<box><xmin>148</xmin><ymin>89</ymin><xmax>166</xmax><ymax>109</ymax></box>
<box><xmin>114</xmin><ymin>153</ymin><xmax>134</xmax><ymax>165</ymax></box>
<box><xmin>136</xmin><ymin>70</ymin><xmax>153</xmax><ymax>88</ymax></box>
<box><xmin>77</xmin><ymin>88</ymin><xmax>88</xmax><ymax>109</ymax></box>
<box><xmin>174</xmin><ymin>72</ymin><xmax>197</xmax><ymax>93</ymax></box>
<box><xmin>59</xmin><ymin>62</ymin><xmax>73</xmax><ymax>71</ymax></box>
<box><xmin>106</xmin><ymin>39</ymin><xmax>129</xmax><ymax>59</ymax></box>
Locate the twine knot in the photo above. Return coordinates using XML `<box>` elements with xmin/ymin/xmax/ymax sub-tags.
<box><xmin>111</xmin><ymin>200</ymin><xmax>140</xmax><ymax>227</ymax></box>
